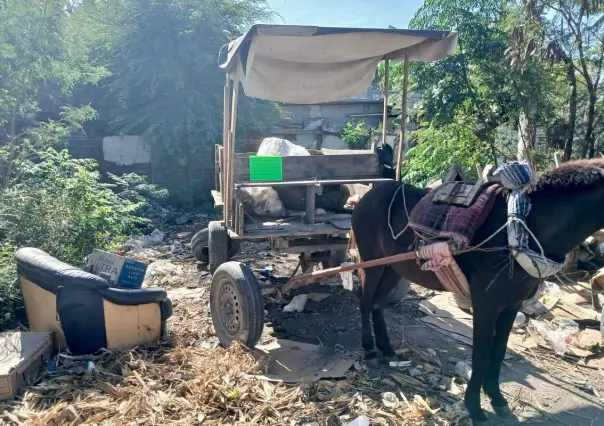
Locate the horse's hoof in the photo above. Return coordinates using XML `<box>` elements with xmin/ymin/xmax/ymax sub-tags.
<box><xmin>493</xmin><ymin>405</ymin><xmax>517</xmax><ymax>421</ymax></box>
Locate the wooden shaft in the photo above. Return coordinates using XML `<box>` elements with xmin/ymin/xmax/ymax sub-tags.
<box><xmin>281</xmin><ymin>250</ymin><xmax>418</xmax><ymax>293</ymax></box>
<box><xmin>222</xmin><ymin>76</ymin><xmax>231</xmax><ymax>224</ymax></box>
<box><xmin>396</xmin><ymin>55</ymin><xmax>409</xmax><ymax>182</ymax></box>
<box><xmin>381</xmin><ymin>59</ymin><xmax>390</xmax><ymax>150</ymax></box>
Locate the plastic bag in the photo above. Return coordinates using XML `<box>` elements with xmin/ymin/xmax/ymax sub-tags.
<box><xmin>530</xmin><ymin>318</ymin><xmax>579</xmax><ymax>355</ymax></box>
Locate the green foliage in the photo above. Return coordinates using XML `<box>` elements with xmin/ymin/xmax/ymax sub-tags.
<box><xmin>95</xmin><ymin>0</ymin><xmax>281</xmax><ymax>160</ymax></box>
<box><xmin>0</xmin><ymin>149</ymin><xmax>150</xmax><ymax>329</ymax></box>
<box><xmin>108</xmin><ymin>173</ymin><xmax>170</xmax><ymax>217</ymax></box>
<box><xmin>340</xmin><ymin>120</ymin><xmax>376</xmax><ymax>150</ymax></box>
<box><xmin>403</xmin><ymin>116</ymin><xmax>491</xmax><ymax>187</ymax></box>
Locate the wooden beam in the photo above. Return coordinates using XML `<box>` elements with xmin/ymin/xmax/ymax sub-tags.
<box><xmin>380</xmin><ymin>59</ymin><xmax>390</xmax><ymax>152</ymax></box>
<box><xmin>235</xmin><ymin>177</ymin><xmax>393</xmax><ymax>188</ymax></box>
<box><xmin>234</xmin><ymin>153</ymin><xmax>381</xmax><ymax>182</ymax></box>
<box><xmin>222</xmin><ymin>76</ymin><xmax>231</xmax><ymax>225</ymax></box>
<box><xmin>281</xmin><ymin>250</ymin><xmax>418</xmax><ymax>294</ymax></box>
<box><xmin>305</xmin><ymin>185</ymin><xmax>316</xmax><ymax>224</ymax></box>
<box><xmin>395</xmin><ymin>54</ymin><xmax>409</xmax><ymax>182</ymax></box>
<box><xmin>227</xmin><ymin>73</ymin><xmax>240</xmax><ymax>229</ymax></box>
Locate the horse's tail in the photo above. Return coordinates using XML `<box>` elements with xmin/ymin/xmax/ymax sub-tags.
<box><xmin>348</xmin><ymin>229</ymin><xmax>365</xmax><ymax>285</ymax></box>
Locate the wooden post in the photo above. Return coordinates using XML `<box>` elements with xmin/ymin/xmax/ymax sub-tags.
<box><xmin>379</xmin><ymin>59</ymin><xmax>390</xmax><ymax>152</ymax></box>
<box><xmin>395</xmin><ymin>54</ymin><xmax>409</xmax><ymax>182</ymax></box>
<box><xmin>228</xmin><ymin>73</ymin><xmax>240</xmax><ymax>229</ymax></box>
<box><xmin>305</xmin><ymin>185</ymin><xmax>316</xmax><ymax>224</ymax></box>
<box><xmin>222</xmin><ymin>75</ymin><xmax>231</xmax><ymax>225</ymax></box>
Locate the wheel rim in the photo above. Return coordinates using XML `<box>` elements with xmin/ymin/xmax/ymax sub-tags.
<box><xmin>218</xmin><ymin>280</ymin><xmax>240</xmax><ymax>336</ymax></box>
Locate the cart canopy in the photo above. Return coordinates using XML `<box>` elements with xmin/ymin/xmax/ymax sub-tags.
<box><xmin>218</xmin><ymin>25</ymin><xmax>458</xmax><ymax>104</ymax></box>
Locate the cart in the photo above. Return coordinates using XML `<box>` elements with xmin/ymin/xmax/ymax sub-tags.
<box><xmin>194</xmin><ymin>24</ymin><xmax>458</xmax><ymax>347</ymax></box>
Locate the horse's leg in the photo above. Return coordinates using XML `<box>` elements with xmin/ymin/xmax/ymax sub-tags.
<box><xmin>465</xmin><ymin>302</ymin><xmax>499</xmax><ymax>424</ymax></box>
<box><xmin>360</xmin><ymin>265</ymin><xmax>384</xmax><ymax>363</ymax></box>
<box><xmin>483</xmin><ymin>304</ymin><xmax>521</xmax><ymax>419</ymax></box>
<box><xmin>372</xmin><ymin>267</ymin><xmax>407</xmax><ymax>360</ymax></box>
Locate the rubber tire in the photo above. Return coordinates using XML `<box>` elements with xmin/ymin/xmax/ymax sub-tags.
<box><xmin>321</xmin><ymin>249</ymin><xmax>348</xmax><ymax>269</ymax></box>
<box><xmin>210</xmin><ymin>261</ymin><xmax>264</xmax><ymax>348</ymax></box>
<box><xmin>191</xmin><ymin>228</ymin><xmax>240</xmax><ymax>263</ymax></box>
<box><xmin>209</xmin><ymin>221</ymin><xmax>229</xmax><ymax>273</ymax></box>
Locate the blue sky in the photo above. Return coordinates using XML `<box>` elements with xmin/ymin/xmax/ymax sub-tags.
<box><xmin>266</xmin><ymin>0</ymin><xmax>425</xmax><ymax>28</ymax></box>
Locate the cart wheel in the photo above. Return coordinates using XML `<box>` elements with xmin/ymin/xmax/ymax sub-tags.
<box><xmin>210</xmin><ymin>261</ymin><xmax>264</xmax><ymax>348</ymax></box>
<box><xmin>192</xmin><ymin>227</ymin><xmax>241</xmax><ymax>263</ymax></box>
<box><xmin>208</xmin><ymin>221</ymin><xmax>229</xmax><ymax>273</ymax></box>
<box><xmin>321</xmin><ymin>249</ymin><xmax>348</xmax><ymax>269</ymax></box>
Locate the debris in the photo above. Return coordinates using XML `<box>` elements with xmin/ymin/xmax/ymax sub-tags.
<box><xmin>256</xmin><ymin>339</ymin><xmax>354</xmax><ymax>383</ymax></box>
<box><xmin>454</xmin><ymin>361</ymin><xmax>472</xmax><ymax>382</ymax></box>
<box><xmin>339</xmin><ymin>263</ymin><xmax>355</xmax><ymax>291</ymax></box>
<box><xmin>307</xmin><ymin>293</ymin><xmax>330</xmax><ymax>302</ymax></box>
<box><xmin>346</xmin><ymin>415</ymin><xmax>370</xmax><ymax>426</ymax></box>
<box><xmin>578</xmin><ymin>328</ymin><xmax>602</xmax><ymax>350</ymax></box>
<box><xmin>513</xmin><ymin>312</ymin><xmax>527</xmax><ymax>328</ymax></box>
<box><xmin>171</xmin><ymin>240</ymin><xmax>184</xmax><ymax>256</ymax></box>
<box><xmin>124</xmin><ymin>229</ymin><xmax>165</xmax><ymax>250</ymax></box>
<box><xmin>530</xmin><ymin>318</ymin><xmax>579</xmax><ymax>355</ymax></box>
<box><xmin>389</xmin><ymin>360</ymin><xmax>412</xmax><ymax>368</ymax></box>
<box><xmin>382</xmin><ymin>391</ymin><xmax>399</xmax><ymax>408</ymax></box>
<box><xmin>441</xmin><ymin>377</ymin><xmax>462</xmax><ymax>395</ymax></box>
<box><xmin>282</xmin><ymin>294</ymin><xmax>308</xmax><ymax>313</ymax></box>
<box><xmin>173</xmin><ymin>213</ymin><xmax>190</xmax><ymax>225</ymax></box>
<box><xmin>409</xmin><ymin>368</ymin><xmax>422</xmax><ymax>377</ymax></box>
<box><xmin>176</xmin><ymin>232</ymin><xmax>192</xmax><ymax>238</ymax></box>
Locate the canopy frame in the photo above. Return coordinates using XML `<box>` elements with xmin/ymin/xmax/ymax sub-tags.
<box><xmin>218</xmin><ymin>24</ymin><xmax>458</xmax><ymax>228</ymax></box>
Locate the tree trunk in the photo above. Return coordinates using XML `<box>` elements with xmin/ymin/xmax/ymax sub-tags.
<box><xmin>517</xmin><ymin>109</ymin><xmax>534</xmax><ymax>168</ymax></box>
<box><xmin>563</xmin><ymin>62</ymin><xmax>577</xmax><ymax>161</ymax></box>
<box><xmin>586</xmin><ymin>91</ymin><xmax>597</xmax><ymax>158</ymax></box>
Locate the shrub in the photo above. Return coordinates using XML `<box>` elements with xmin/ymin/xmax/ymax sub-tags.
<box><xmin>0</xmin><ymin>148</ymin><xmax>155</xmax><ymax>329</ymax></box>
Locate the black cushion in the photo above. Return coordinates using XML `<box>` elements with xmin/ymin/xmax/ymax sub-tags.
<box><xmin>98</xmin><ymin>287</ymin><xmax>167</xmax><ymax>305</ymax></box>
<box><xmin>16</xmin><ymin>247</ymin><xmax>168</xmax><ymax>306</ymax></box>
<box><xmin>16</xmin><ymin>247</ymin><xmax>109</xmax><ymax>293</ymax></box>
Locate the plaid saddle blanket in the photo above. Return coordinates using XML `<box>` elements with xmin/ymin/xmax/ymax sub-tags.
<box><xmin>408</xmin><ymin>183</ymin><xmax>502</xmax><ymax>252</ymax></box>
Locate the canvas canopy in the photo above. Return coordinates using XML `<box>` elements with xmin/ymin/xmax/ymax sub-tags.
<box><xmin>218</xmin><ymin>25</ymin><xmax>458</xmax><ymax>104</ymax></box>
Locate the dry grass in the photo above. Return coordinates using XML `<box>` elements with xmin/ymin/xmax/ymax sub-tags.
<box><xmin>0</xmin><ymin>322</ymin><xmax>468</xmax><ymax>426</ymax></box>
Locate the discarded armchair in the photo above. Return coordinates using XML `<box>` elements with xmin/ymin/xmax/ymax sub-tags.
<box><xmin>15</xmin><ymin>248</ymin><xmax>172</xmax><ymax>355</ymax></box>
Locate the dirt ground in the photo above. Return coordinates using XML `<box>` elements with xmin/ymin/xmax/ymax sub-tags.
<box><xmin>158</xmin><ymin>211</ymin><xmax>604</xmax><ymax>425</ymax></box>
<box><xmin>2</xmin><ymin>215</ymin><xmax>604</xmax><ymax>425</ymax></box>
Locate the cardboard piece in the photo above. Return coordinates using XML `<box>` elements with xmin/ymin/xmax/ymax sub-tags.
<box><xmin>87</xmin><ymin>249</ymin><xmax>147</xmax><ymax>289</ymax></box>
<box><xmin>419</xmin><ymin>294</ymin><xmax>538</xmax><ymax>359</ymax></box>
<box><xmin>0</xmin><ymin>332</ymin><xmax>53</xmax><ymax>401</ymax></box>
<box><xmin>256</xmin><ymin>339</ymin><xmax>354</xmax><ymax>383</ymax></box>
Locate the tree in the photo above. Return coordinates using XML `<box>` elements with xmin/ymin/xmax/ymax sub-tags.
<box><xmin>543</xmin><ymin>1</ymin><xmax>604</xmax><ymax>158</ymax></box>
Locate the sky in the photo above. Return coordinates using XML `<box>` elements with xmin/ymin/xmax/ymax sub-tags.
<box><xmin>265</xmin><ymin>0</ymin><xmax>426</xmax><ymax>29</ymax></box>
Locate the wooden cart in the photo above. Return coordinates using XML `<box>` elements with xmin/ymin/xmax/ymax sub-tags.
<box><xmin>192</xmin><ymin>24</ymin><xmax>458</xmax><ymax>347</ymax></box>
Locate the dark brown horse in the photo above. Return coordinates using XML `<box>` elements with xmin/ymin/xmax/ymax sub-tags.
<box><xmin>350</xmin><ymin>159</ymin><xmax>604</xmax><ymax>424</ymax></box>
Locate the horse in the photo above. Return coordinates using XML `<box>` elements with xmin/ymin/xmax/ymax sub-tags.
<box><xmin>349</xmin><ymin>159</ymin><xmax>604</xmax><ymax>424</ymax></box>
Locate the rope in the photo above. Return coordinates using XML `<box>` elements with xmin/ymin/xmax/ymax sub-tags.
<box><xmin>388</xmin><ymin>184</ymin><xmax>410</xmax><ymax>240</ymax></box>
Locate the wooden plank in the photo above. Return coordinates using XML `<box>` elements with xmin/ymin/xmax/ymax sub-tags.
<box><xmin>234</xmin><ymin>153</ymin><xmax>381</xmax><ymax>182</ymax></box>
<box><xmin>236</xmin><ymin>177</ymin><xmax>392</xmax><ymax>188</ymax></box>
<box><xmin>241</xmin><ymin>220</ymin><xmax>349</xmax><ymax>240</ymax></box>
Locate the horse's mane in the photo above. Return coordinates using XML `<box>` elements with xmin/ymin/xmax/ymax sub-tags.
<box><xmin>527</xmin><ymin>158</ymin><xmax>604</xmax><ymax>195</ymax></box>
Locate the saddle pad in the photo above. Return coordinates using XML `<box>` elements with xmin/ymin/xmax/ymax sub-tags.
<box><xmin>409</xmin><ymin>183</ymin><xmax>502</xmax><ymax>251</ymax></box>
